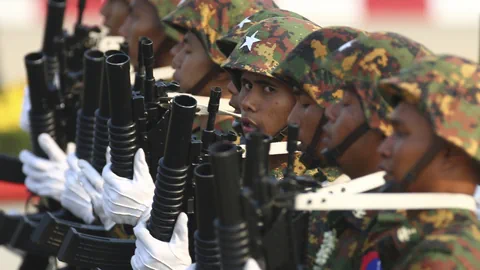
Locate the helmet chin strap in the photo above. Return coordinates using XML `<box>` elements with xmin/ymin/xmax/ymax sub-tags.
<box><xmin>299</xmin><ymin>114</ymin><xmax>328</xmax><ymax>169</ymax></box>
<box><xmin>271</xmin><ymin>125</ymin><xmax>289</xmax><ymax>142</ymax></box>
<box><xmin>321</xmin><ymin>122</ymin><xmax>371</xmax><ymax>167</ymax></box>
<box><xmin>186</xmin><ymin>65</ymin><xmax>223</xmax><ymax>96</ymax></box>
<box><xmin>381</xmin><ymin>136</ymin><xmax>445</xmax><ymax>193</ymax></box>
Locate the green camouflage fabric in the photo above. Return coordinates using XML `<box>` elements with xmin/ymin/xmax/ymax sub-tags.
<box><xmin>309</xmin><ymin>210</ymin><xmax>378</xmax><ymax>269</ymax></box>
<box><xmin>216</xmin><ymin>9</ymin><xmax>310</xmax><ymax>58</ymax></box>
<box><xmin>192</xmin><ymin>115</ymin><xmax>233</xmax><ymax>139</ymax></box>
<box><xmin>221</xmin><ymin>17</ymin><xmax>320</xmax><ymax>90</ymax></box>
<box><xmin>272</xmin><ymin>27</ymin><xmax>366</xmax><ymax>109</ymax></box>
<box><xmin>149</xmin><ymin>0</ymin><xmax>182</xmax><ymax>41</ymax></box>
<box><xmin>360</xmin><ymin>209</ymin><xmax>480</xmax><ymax>269</ymax></box>
<box><xmin>378</xmin><ymin>54</ymin><xmax>480</xmax><ymax>162</ymax></box>
<box><xmin>162</xmin><ymin>0</ymin><xmax>277</xmax><ymax>65</ymax></box>
<box><xmin>320</xmin><ymin>31</ymin><xmax>434</xmax><ymax>136</ymax></box>
<box><xmin>268</xmin><ymin>152</ymin><xmax>345</xmax><ymax>268</ymax></box>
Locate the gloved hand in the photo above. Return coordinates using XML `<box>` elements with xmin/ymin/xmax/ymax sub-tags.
<box><xmin>19</xmin><ymin>133</ymin><xmax>75</xmax><ymax>202</ymax></box>
<box><xmin>60</xmin><ymin>154</ymin><xmax>96</xmax><ymax>224</ymax></box>
<box><xmin>244</xmin><ymin>258</ymin><xmax>262</xmax><ymax>270</ymax></box>
<box><xmin>78</xmin><ymin>158</ymin><xmax>116</xmax><ymax>230</ymax></box>
<box><xmin>19</xmin><ymin>85</ymin><xmax>31</xmax><ymax>132</ymax></box>
<box><xmin>131</xmin><ymin>212</ymin><xmax>192</xmax><ymax>270</ymax></box>
<box><xmin>102</xmin><ymin>148</ymin><xmax>155</xmax><ymax>226</ymax></box>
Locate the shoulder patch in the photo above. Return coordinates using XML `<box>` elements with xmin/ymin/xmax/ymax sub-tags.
<box><xmin>361</xmin><ymin>251</ymin><xmax>382</xmax><ymax>270</ymax></box>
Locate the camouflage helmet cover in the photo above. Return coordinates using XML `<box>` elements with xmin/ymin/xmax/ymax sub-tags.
<box><xmin>149</xmin><ymin>0</ymin><xmax>182</xmax><ymax>41</ymax></box>
<box><xmin>321</xmin><ymin>31</ymin><xmax>434</xmax><ymax>135</ymax></box>
<box><xmin>221</xmin><ymin>17</ymin><xmax>321</xmax><ymax>89</ymax></box>
<box><xmin>216</xmin><ymin>8</ymin><xmax>311</xmax><ymax>58</ymax></box>
<box><xmin>162</xmin><ymin>0</ymin><xmax>277</xmax><ymax>65</ymax></box>
<box><xmin>272</xmin><ymin>26</ymin><xmax>366</xmax><ymax>109</ymax></box>
<box><xmin>378</xmin><ymin>54</ymin><xmax>480</xmax><ymax>161</ymax></box>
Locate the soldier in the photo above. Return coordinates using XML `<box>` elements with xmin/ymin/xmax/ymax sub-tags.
<box><xmin>100</xmin><ymin>0</ymin><xmax>129</xmax><ymax>35</ymax></box>
<box><xmin>357</xmin><ymin>55</ymin><xmax>480</xmax><ymax>269</ymax></box>
<box><xmin>127</xmin><ymin>15</ymin><xmax>319</xmax><ymax>269</ymax></box>
<box><xmin>221</xmin><ymin>16</ymin><xmax>320</xmax><ymax>141</ymax></box>
<box><xmin>216</xmin><ymin>9</ymin><xmax>311</xmax><ymax>136</ymax></box>
<box><xmin>118</xmin><ymin>0</ymin><xmax>181</xmax><ymax>68</ymax></box>
<box><xmin>266</xmin><ymin>26</ymin><xmax>364</xmax><ymax>267</ymax></box>
<box><xmin>162</xmin><ymin>0</ymin><xmax>276</xmax><ymax>135</ymax></box>
<box><xmin>221</xmin><ymin>16</ymin><xmax>320</xmax><ymax>174</ymax></box>
<box><xmin>281</xmin><ymin>32</ymin><xmax>432</xmax><ymax>269</ymax></box>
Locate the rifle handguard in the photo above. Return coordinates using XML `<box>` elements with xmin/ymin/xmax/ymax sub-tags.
<box><xmin>75</xmin><ymin>51</ymin><xmax>104</xmax><ymax>162</ymax></box>
<box><xmin>106</xmin><ymin>53</ymin><xmax>137</xmax><ymax>178</ymax></box>
<box><xmin>92</xmin><ymin>50</ymin><xmax>122</xmax><ymax>172</ymax></box>
<box><xmin>148</xmin><ymin>95</ymin><xmax>197</xmax><ymax>241</ymax></box>
<box><xmin>194</xmin><ymin>163</ymin><xmax>221</xmax><ymax>269</ymax></box>
<box><xmin>209</xmin><ymin>142</ymin><xmax>250</xmax><ymax>270</ymax></box>
<box><xmin>25</xmin><ymin>52</ymin><xmax>57</xmax><ymax>158</ymax></box>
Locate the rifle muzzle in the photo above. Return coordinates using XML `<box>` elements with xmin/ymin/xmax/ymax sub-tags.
<box><xmin>25</xmin><ymin>52</ymin><xmax>56</xmax><ymax>158</ymax></box>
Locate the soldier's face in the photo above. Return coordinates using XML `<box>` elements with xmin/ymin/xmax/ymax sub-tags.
<box><xmin>118</xmin><ymin>0</ymin><xmax>165</xmax><ymax>67</ymax></box>
<box><xmin>227</xmin><ymin>81</ymin><xmax>241</xmax><ymax>113</ymax></box>
<box><xmin>377</xmin><ymin>102</ymin><xmax>436</xmax><ymax>191</ymax></box>
<box><xmin>287</xmin><ymin>92</ymin><xmax>327</xmax><ymax>155</ymax></box>
<box><xmin>323</xmin><ymin>90</ymin><xmax>381</xmax><ymax>177</ymax></box>
<box><xmin>172</xmin><ymin>32</ymin><xmax>217</xmax><ymax>93</ymax></box>
<box><xmin>101</xmin><ymin>0</ymin><xmax>129</xmax><ymax>36</ymax></box>
<box><xmin>240</xmin><ymin>72</ymin><xmax>295</xmax><ymax>136</ymax></box>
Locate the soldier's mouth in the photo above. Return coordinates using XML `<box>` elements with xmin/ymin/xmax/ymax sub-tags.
<box><xmin>241</xmin><ymin>118</ymin><xmax>258</xmax><ymax>134</ymax></box>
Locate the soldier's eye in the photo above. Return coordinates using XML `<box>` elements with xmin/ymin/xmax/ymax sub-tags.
<box><xmin>242</xmin><ymin>80</ymin><xmax>253</xmax><ymax>90</ymax></box>
<box><xmin>264</xmin><ymin>86</ymin><xmax>276</xmax><ymax>93</ymax></box>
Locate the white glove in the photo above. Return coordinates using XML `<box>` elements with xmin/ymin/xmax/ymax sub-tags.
<box><xmin>102</xmin><ymin>148</ymin><xmax>155</xmax><ymax>226</ymax></box>
<box><xmin>78</xmin><ymin>158</ymin><xmax>116</xmax><ymax>230</ymax></box>
<box><xmin>131</xmin><ymin>212</ymin><xmax>192</xmax><ymax>270</ymax></box>
<box><xmin>19</xmin><ymin>85</ymin><xmax>31</xmax><ymax>132</ymax></box>
<box><xmin>60</xmin><ymin>154</ymin><xmax>96</xmax><ymax>224</ymax></box>
<box><xmin>244</xmin><ymin>258</ymin><xmax>262</xmax><ymax>270</ymax></box>
<box><xmin>19</xmin><ymin>133</ymin><xmax>75</xmax><ymax>202</ymax></box>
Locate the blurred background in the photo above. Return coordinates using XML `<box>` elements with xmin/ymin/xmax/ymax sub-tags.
<box><xmin>0</xmin><ymin>0</ymin><xmax>478</xmax><ymax>267</ymax></box>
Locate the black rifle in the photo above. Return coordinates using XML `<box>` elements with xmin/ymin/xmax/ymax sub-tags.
<box><xmin>30</xmin><ymin>49</ymin><xmax>110</xmax><ymax>257</ymax></box>
<box><xmin>56</xmin><ymin>42</ymin><xmax>178</xmax><ymax>268</ymax></box>
<box><xmin>5</xmin><ymin>52</ymin><xmax>63</xmax><ymax>270</ymax></box>
<box><xmin>192</xmin><ymin>163</ymin><xmax>221</xmax><ymax>269</ymax></box>
<box><xmin>148</xmin><ymin>95</ymin><xmax>197</xmax><ymax>240</ymax></box>
<box><xmin>209</xmin><ymin>141</ymin><xmax>250</xmax><ymax>270</ymax></box>
<box><xmin>210</xmin><ymin>126</ymin><xmax>308</xmax><ymax>270</ymax></box>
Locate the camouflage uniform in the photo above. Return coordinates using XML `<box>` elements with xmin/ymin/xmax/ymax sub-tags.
<box><xmin>305</xmin><ymin>32</ymin><xmax>434</xmax><ymax>269</ymax></box>
<box><xmin>221</xmin><ymin>16</ymin><xmax>320</xmax><ymax>88</ymax></box>
<box><xmin>150</xmin><ymin>0</ymin><xmax>182</xmax><ymax>41</ymax></box>
<box><xmin>358</xmin><ymin>55</ymin><xmax>480</xmax><ymax>270</ymax></box>
<box><xmin>163</xmin><ymin>0</ymin><xmax>277</xmax><ymax>65</ymax></box>
<box><xmin>216</xmin><ymin>9</ymin><xmax>310</xmax><ymax>58</ymax></box>
<box><xmin>220</xmin><ymin>16</ymin><xmax>319</xmax><ymax>178</ymax></box>
<box><xmin>268</xmin><ymin>27</ymin><xmax>363</xmax><ymax>267</ymax></box>
<box><xmin>162</xmin><ymin>0</ymin><xmax>275</xmax><ymax>134</ymax></box>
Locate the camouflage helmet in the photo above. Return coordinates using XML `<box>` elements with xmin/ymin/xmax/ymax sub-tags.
<box><xmin>221</xmin><ymin>17</ymin><xmax>321</xmax><ymax>90</ymax></box>
<box><xmin>272</xmin><ymin>26</ymin><xmax>366</xmax><ymax>109</ymax></box>
<box><xmin>378</xmin><ymin>54</ymin><xmax>480</xmax><ymax>161</ymax></box>
<box><xmin>216</xmin><ymin>9</ymin><xmax>310</xmax><ymax>58</ymax></box>
<box><xmin>162</xmin><ymin>0</ymin><xmax>277</xmax><ymax>65</ymax></box>
<box><xmin>149</xmin><ymin>0</ymin><xmax>182</xmax><ymax>41</ymax></box>
<box><xmin>320</xmin><ymin>31</ymin><xmax>434</xmax><ymax>135</ymax></box>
